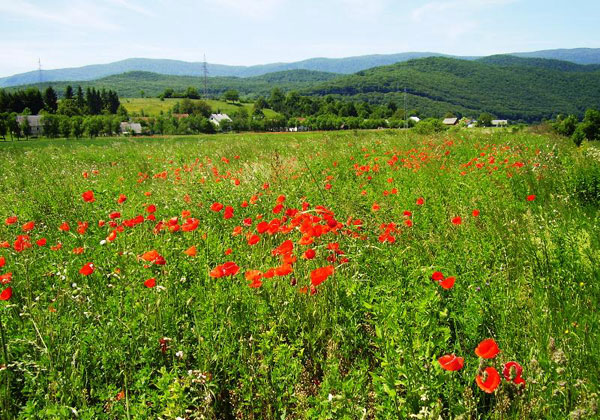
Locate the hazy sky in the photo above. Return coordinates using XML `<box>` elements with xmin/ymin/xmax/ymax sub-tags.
<box><xmin>1</xmin><ymin>0</ymin><xmax>598</xmax><ymax>76</ymax></box>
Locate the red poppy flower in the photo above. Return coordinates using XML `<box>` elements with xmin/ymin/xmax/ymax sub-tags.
<box><xmin>439</xmin><ymin>276</ymin><xmax>455</xmax><ymax>290</ymax></box>
<box><xmin>72</xmin><ymin>247</ymin><xmax>84</xmax><ymax>255</ymax></box>
<box><xmin>144</xmin><ymin>278</ymin><xmax>156</xmax><ymax>288</ymax></box>
<box><xmin>146</xmin><ymin>204</ymin><xmax>156</xmax><ymax>214</ymax></box>
<box><xmin>107</xmin><ymin>230</ymin><xmax>117</xmax><ymax>242</ymax></box>
<box><xmin>451</xmin><ymin>216</ymin><xmax>462</xmax><ymax>225</ymax></box>
<box><xmin>0</xmin><ymin>272</ymin><xmax>12</xmax><ymax>285</ymax></box>
<box><xmin>526</xmin><ymin>195</ymin><xmax>536</xmax><ymax>202</ymax></box>
<box><xmin>303</xmin><ymin>249</ymin><xmax>316</xmax><ymax>260</ymax></box>
<box><xmin>141</xmin><ymin>250</ymin><xmax>166</xmax><ymax>265</ymax></box>
<box><xmin>109</xmin><ymin>212</ymin><xmax>121</xmax><ymax>220</ymax></box>
<box><xmin>118</xmin><ymin>194</ymin><xmax>127</xmax><ymax>204</ymax></box>
<box><xmin>476</xmin><ymin>367</ymin><xmax>501</xmax><ymax>393</ymax></box>
<box><xmin>475</xmin><ymin>338</ymin><xmax>500</xmax><ymax>359</ymax></box>
<box><xmin>272</xmin><ymin>240</ymin><xmax>293</xmax><ymax>256</ymax></box>
<box><xmin>371</xmin><ymin>203</ymin><xmax>381</xmax><ymax>212</ymax></box>
<box><xmin>0</xmin><ymin>257</ymin><xmax>4</xmax><ymax>268</ymax></box>
<box><xmin>0</xmin><ymin>287</ymin><xmax>12</xmax><ymax>301</ymax></box>
<box><xmin>274</xmin><ymin>264</ymin><xmax>293</xmax><ymax>277</ymax></box>
<box><xmin>210</xmin><ymin>261</ymin><xmax>240</xmax><ymax>278</ymax></box>
<box><xmin>310</xmin><ymin>265</ymin><xmax>334</xmax><ymax>287</ymax></box>
<box><xmin>247</xmin><ymin>234</ymin><xmax>260</xmax><ymax>245</ymax></box>
<box><xmin>416</xmin><ymin>197</ymin><xmax>424</xmax><ymax>206</ymax></box>
<box><xmin>210</xmin><ymin>202</ymin><xmax>224</xmax><ymax>212</ymax></box>
<box><xmin>472</xmin><ymin>209</ymin><xmax>480</xmax><ymax>217</ymax></box>
<box><xmin>36</xmin><ymin>238</ymin><xmax>47</xmax><ymax>246</ymax></box>
<box><xmin>79</xmin><ymin>262</ymin><xmax>95</xmax><ymax>276</ymax></box>
<box><xmin>224</xmin><ymin>206</ymin><xmax>234</xmax><ymax>219</ymax></box>
<box><xmin>82</xmin><ymin>190</ymin><xmax>95</xmax><ymax>203</ymax></box>
<box><xmin>22</xmin><ymin>221</ymin><xmax>35</xmax><ymax>232</ymax></box>
<box><xmin>432</xmin><ymin>271</ymin><xmax>444</xmax><ymax>281</ymax></box>
<box><xmin>184</xmin><ymin>246</ymin><xmax>197</xmax><ymax>257</ymax></box>
<box><xmin>5</xmin><ymin>216</ymin><xmax>18</xmax><ymax>225</ymax></box>
<box><xmin>59</xmin><ymin>222</ymin><xmax>70</xmax><ymax>232</ymax></box>
<box><xmin>438</xmin><ymin>354</ymin><xmax>464</xmax><ymax>371</ymax></box>
<box><xmin>503</xmin><ymin>361</ymin><xmax>526</xmax><ymax>387</ymax></box>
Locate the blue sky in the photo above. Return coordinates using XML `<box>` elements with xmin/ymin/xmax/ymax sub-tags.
<box><xmin>0</xmin><ymin>0</ymin><xmax>598</xmax><ymax>76</ymax></box>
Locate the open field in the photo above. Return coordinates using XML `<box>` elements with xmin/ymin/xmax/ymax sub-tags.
<box><xmin>121</xmin><ymin>97</ymin><xmax>280</xmax><ymax>118</ymax></box>
<box><xmin>0</xmin><ymin>130</ymin><xmax>599</xmax><ymax>418</ymax></box>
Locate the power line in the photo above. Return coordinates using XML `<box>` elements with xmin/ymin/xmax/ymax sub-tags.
<box><xmin>202</xmin><ymin>54</ymin><xmax>209</xmax><ymax>100</ymax></box>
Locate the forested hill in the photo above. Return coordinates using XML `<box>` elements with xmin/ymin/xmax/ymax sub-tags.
<box><xmin>305</xmin><ymin>57</ymin><xmax>600</xmax><ymax>121</ymax></box>
<box><xmin>6</xmin><ymin>56</ymin><xmax>600</xmax><ymax>121</ymax></box>
<box><xmin>2</xmin><ymin>48</ymin><xmax>599</xmax><ymax>88</ymax></box>
<box><xmin>8</xmin><ymin>69</ymin><xmax>341</xmax><ymax>99</ymax></box>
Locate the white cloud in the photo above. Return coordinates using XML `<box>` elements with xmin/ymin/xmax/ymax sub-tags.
<box><xmin>0</xmin><ymin>0</ymin><xmax>119</xmax><ymax>31</ymax></box>
<box><xmin>105</xmin><ymin>0</ymin><xmax>156</xmax><ymax>17</ymax></box>
<box><xmin>210</xmin><ymin>0</ymin><xmax>286</xmax><ymax>19</ymax></box>
<box><xmin>412</xmin><ymin>0</ymin><xmax>517</xmax><ymax>21</ymax></box>
<box><xmin>336</xmin><ymin>0</ymin><xmax>389</xmax><ymax>20</ymax></box>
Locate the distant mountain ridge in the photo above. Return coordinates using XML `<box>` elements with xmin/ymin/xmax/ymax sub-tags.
<box><xmin>1</xmin><ymin>48</ymin><xmax>599</xmax><ymax>87</ymax></box>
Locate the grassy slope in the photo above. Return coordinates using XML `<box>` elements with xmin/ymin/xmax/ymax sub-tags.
<box><xmin>0</xmin><ymin>131</ymin><xmax>599</xmax><ymax>418</ymax></box>
<box><xmin>121</xmin><ymin>97</ymin><xmax>280</xmax><ymax>118</ymax></box>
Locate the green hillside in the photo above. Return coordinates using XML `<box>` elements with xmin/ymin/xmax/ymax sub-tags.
<box><xmin>8</xmin><ymin>69</ymin><xmax>340</xmax><ymax>99</ymax></box>
<box><xmin>121</xmin><ymin>97</ymin><xmax>280</xmax><ymax>118</ymax></box>
<box><xmin>305</xmin><ymin>57</ymin><xmax>600</xmax><ymax>121</ymax></box>
<box><xmin>6</xmin><ymin>56</ymin><xmax>600</xmax><ymax>121</ymax></box>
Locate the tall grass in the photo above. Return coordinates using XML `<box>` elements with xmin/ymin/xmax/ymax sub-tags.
<box><xmin>0</xmin><ymin>130</ymin><xmax>598</xmax><ymax>419</ymax></box>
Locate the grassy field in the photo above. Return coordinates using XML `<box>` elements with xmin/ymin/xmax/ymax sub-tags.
<box><xmin>0</xmin><ymin>130</ymin><xmax>599</xmax><ymax>418</ymax></box>
<box><xmin>121</xmin><ymin>97</ymin><xmax>280</xmax><ymax>118</ymax></box>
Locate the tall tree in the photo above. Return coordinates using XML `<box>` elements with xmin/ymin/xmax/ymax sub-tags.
<box><xmin>43</xmin><ymin>86</ymin><xmax>58</xmax><ymax>113</ymax></box>
<box><xmin>64</xmin><ymin>85</ymin><xmax>74</xmax><ymax>100</ymax></box>
<box><xmin>76</xmin><ymin>86</ymin><xmax>85</xmax><ymax>110</ymax></box>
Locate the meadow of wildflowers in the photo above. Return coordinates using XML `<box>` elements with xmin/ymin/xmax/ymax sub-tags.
<box><xmin>0</xmin><ymin>129</ymin><xmax>599</xmax><ymax>418</ymax></box>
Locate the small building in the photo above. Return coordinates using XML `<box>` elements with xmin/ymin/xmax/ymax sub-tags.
<box><xmin>209</xmin><ymin>113</ymin><xmax>232</xmax><ymax>126</ymax></box>
<box><xmin>120</xmin><ymin>122</ymin><xmax>142</xmax><ymax>135</ymax></box>
<box><xmin>442</xmin><ymin>117</ymin><xmax>459</xmax><ymax>126</ymax></box>
<box><xmin>16</xmin><ymin>115</ymin><xmax>43</xmax><ymax>136</ymax></box>
<box><xmin>409</xmin><ymin>116</ymin><xmax>420</xmax><ymax>123</ymax></box>
<box><xmin>172</xmin><ymin>113</ymin><xmax>190</xmax><ymax>120</ymax></box>
<box><xmin>492</xmin><ymin>119</ymin><xmax>508</xmax><ymax>127</ymax></box>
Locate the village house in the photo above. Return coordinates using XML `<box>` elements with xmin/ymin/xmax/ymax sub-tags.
<box><xmin>120</xmin><ymin>122</ymin><xmax>142</xmax><ymax>135</ymax></box>
<box><xmin>209</xmin><ymin>113</ymin><xmax>232</xmax><ymax>126</ymax></box>
<box><xmin>442</xmin><ymin>117</ymin><xmax>459</xmax><ymax>126</ymax></box>
<box><xmin>492</xmin><ymin>119</ymin><xmax>508</xmax><ymax>127</ymax></box>
<box><xmin>16</xmin><ymin>115</ymin><xmax>43</xmax><ymax>136</ymax></box>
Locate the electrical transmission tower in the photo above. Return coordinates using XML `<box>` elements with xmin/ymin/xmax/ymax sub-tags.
<box><xmin>202</xmin><ymin>54</ymin><xmax>209</xmax><ymax>99</ymax></box>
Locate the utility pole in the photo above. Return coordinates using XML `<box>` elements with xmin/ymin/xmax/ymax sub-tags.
<box><xmin>404</xmin><ymin>87</ymin><xmax>407</xmax><ymax>129</ymax></box>
<box><xmin>38</xmin><ymin>58</ymin><xmax>43</xmax><ymax>84</ymax></box>
<box><xmin>202</xmin><ymin>54</ymin><xmax>209</xmax><ymax>100</ymax></box>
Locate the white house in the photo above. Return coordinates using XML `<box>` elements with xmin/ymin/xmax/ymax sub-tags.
<box><xmin>209</xmin><ymin>113</ymin><xmax>232</xmax><ymax>126</ymax></box>
<box><xmin>492</xmin><ymin>120</ymin><xmax>508</xmax><ymax>127</ymax></box>
<box><xmin>120</xmin><ymin>122</ymin><xmax>142</xmax><ymax>135</ymax></box>
<box><xmin>16</xmin><ymin>115</ymin><xmax>43</xmax><ymax>136</ymax></box>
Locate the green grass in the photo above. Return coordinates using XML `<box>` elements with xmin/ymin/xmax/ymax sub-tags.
<box><xmin>0</xmin><ymin>130</ymin><xmax>599</xmax><ymax>419</ymax></box>
<box><xmin>121</xmin><ymin>97</ymin><xmax>280</xmax><ymax>118</ymax></box>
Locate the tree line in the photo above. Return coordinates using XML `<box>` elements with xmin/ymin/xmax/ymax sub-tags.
<box><xmin>0</xmin><ymin>114</ymin><xmax>127</xmax><ymax>140</ymax></box>
<box><xmin>553</xmin><ymin>109</ymin><xmax>600</xmax><ymax>146</ymax></box>
<box><xmin>0</xmin><ymin>85</ymin><xmax>123</xmax><ymax>116</ymax></box>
